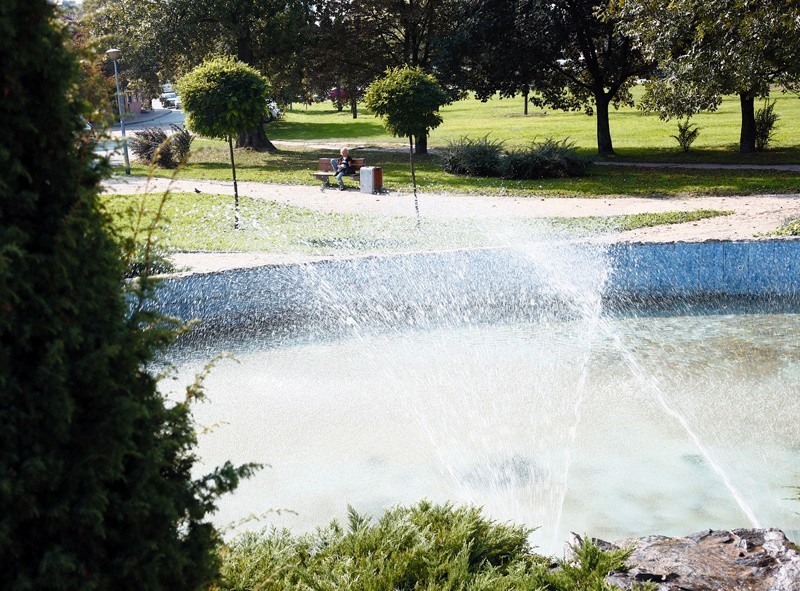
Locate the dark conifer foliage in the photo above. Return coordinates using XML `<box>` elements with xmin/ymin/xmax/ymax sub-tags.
<box><xmin>0</xmin><ymin>2</ymin><xmax>254</xmax><ymax>589</ymax></box>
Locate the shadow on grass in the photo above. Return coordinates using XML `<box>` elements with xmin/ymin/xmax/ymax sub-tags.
<box><xmin>610</xmin><ymin>146</ymin><xmax>800</xmax><ymax>165</ymax></box>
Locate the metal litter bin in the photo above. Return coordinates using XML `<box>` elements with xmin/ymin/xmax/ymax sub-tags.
<box><xmin>359</xmin><ymin>166</ymin><xmax>383</xmax><ymax>194</ymax></box>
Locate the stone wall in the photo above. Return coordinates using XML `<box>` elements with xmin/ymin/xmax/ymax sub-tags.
<box><xmin>570</xmin><ymin>529</ymin><xmax>800</xmax><ymax>591</ymax></box>
<box><xmin>154</xmin><ymin>241</ymin><xmax>800</xmax><ymax>330</ymax></box>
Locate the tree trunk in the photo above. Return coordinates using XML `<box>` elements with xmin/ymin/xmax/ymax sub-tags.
<box><xmin>335</xmin><ymin>84</ymin><xmax>343</xmax><ymax>111</ymax></box>
<box><xmin>523</xmin><ymin>87</ymin><xmax>529</xmax><ymax>116</ymax></box>
<box><xmin>595</xmin><ymin>93</ymin><xmax>614</xmax><ymax>156</ymax></box>
<box><xmin>414</xmin><ymin>133</ymin><xmax>428</xmax><ymax>155</ymax></box>
<box><xmin>228</xmin><ymin>136</ymin><xmax>240</xmax><ymax>230</ymax></box>
<box><xmin>350</xmin><ymin>95</ymin><xmax>358</xmax><ymax>119</ymax></box>
<box><xmin>739</xmin><ymin>93</ymin><xmax>756</xmax><ymax>153</ymax></box>
<box><xmin>236</xmin><ymin>120</ymin><xmax>277</xmax><ymax>152</ymax></box>
<box><xmin>409</xmin><ymin>136</ymin><xmax>420</xmax><ymax>228</ymax></box>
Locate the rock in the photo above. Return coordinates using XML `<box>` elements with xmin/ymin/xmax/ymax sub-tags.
<box><xmin>599</xmin><ymin>529</ymin><xmax>800</xmax><ymax>591</ymax></box>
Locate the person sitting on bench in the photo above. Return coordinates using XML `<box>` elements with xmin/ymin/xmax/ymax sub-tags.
<box><xmin>330</xmin><ymin>147</ymin><xmax>354</xmax><ymax>190</ymax></box>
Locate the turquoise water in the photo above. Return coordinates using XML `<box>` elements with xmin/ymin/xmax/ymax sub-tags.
<box><xmin>166</xmin><ymin>310</ymin><xmax>800</xmax><ymax>553</ymax></box>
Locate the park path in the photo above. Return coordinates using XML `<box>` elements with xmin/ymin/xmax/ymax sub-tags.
<box><xmin>102</xmin><ymin>174</ymin><xmax>800</xmax><ymax>273</ymax></box>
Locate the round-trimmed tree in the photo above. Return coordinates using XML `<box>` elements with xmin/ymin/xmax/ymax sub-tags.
<box><xmin>179</xmin><ymin>56</ymin><xmax>270</xmax><ymax>228</ymax></box>
<box><xmin>364</xmin><ymin>67</ymin><xmax>449</xmax><ymax>223</ymax></box>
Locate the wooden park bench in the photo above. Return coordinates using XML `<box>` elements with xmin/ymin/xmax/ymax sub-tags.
<box><xmin>311</xmin><ymin>157</ymin><xmax>365</xmax><ymax>188</ymax></box>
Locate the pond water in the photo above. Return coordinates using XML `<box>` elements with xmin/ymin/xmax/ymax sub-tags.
<box><xmin>165</xmin><ymin>307</ymin><xmax>800</xmax><ymax>554</ymax></box>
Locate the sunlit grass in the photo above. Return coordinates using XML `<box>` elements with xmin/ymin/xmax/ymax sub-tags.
<box><xmin>116</xmin><ymin>89</ymin><xmax>800</xmax><ymax>196</ymax></box>
<box><xmin>123</xmin><ymin>142</ymin><xmax>800</xmax><ymax>197</ymax></box>
<box><xmin>274</xmin><ymin>89</ymin><xmax>800</xmax><ymax>161</ymax></box>
<box><xmin>102</xmin><ymin>191</ymin><xmax>729</xmax><ymax>254</ymax></box>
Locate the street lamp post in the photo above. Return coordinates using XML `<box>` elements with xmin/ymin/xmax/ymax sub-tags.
<box><xmin>106</xmin><ymin>48</ymin><xmax>130</xmax><ymax>175</ymax></box>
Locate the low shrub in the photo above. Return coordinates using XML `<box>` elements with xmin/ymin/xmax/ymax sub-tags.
<box><xmin>771</xmin><ymin>217</ymin><xmax>800</xmax><ymax>236</ymax></box>
<box><xmin>170</xmin><ymin>124</ymin><xmax>194</xmax><ymax>161</ymax></box>
<box><xmin>129</xmin><ymin>125</ymin><xmax>194</xmax><ymax>168</ymax></box>
<box><xmin>755</xmin><ymin>99</ymin><xmax>779</xmax><ymax>152</ymax></box>
<box><xmin>671</xmin><ymin>118</ymin><xmax>700</xmax><ymax>152</ymax></box>
<box><xmin>441</xmin><ymin>136</ymin><xmax>504</xmax><ymax>177</ymax></box>
<box><xmin>500</xmin><ymin>139</ymin><xmax>592</xmax><ymax>179</ymax></box>
<box><xmin>214</xmin><ymin>501</ymin><xmax>645</xmax><ymax>591</ymax></box>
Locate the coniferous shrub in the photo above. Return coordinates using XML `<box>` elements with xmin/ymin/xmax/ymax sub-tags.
<box><xmin>0</xmin><ymin>3</ymin><xmax>253</xmax><ymax>590</ymax></box>
<box><xmin>215</xmin><ymin>501</ymin><xmax>643</xmax><ymax>591</ymax></box>
<box><xmin>129</xmin><ymin>125</ymin><xmax>194</xmax><ymax>168</ymax></box>
<box><xmin>441</xmin><ymin>137</ymin><xmax>590</xmax><ymax>180</ymax></box>
<box><xmin>171</xmin><ymin>123</ymin><xmax>195</xmax><ymax>161</ymax></box>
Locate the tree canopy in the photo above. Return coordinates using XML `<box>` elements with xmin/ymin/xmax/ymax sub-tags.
<box><xmin>445</xmin><ymin>0</ymin><xmax>650</xmax><ymax>155</ymax></box>
<box><xmin>179</xmin><ymin>56</ymin><xmax>271</xmax><ymax>140</ymax></box>
<box><xmin>611</xmin><ymin>0</ymin><xmax>800</xmax><ymax>152</ymax></box>
<box><xmin>364</xmin><ymin>66</ymin><xmax>449</xmax><ymax>144</ymax></box>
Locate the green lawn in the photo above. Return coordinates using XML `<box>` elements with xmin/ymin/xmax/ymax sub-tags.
<box><xmin>116</xmin><ymin>90</ymin><xmax>800</xmax><ymax>197</ymax></box>
<box><xmin>124</xmin><ymin>142</ymin><xmax>800</xmax><ymax>197</ymax></box>
<box><xmin>273</xmin><ymin>89</ymin><xmax>800</xmax><ymax>162</ymax></box>
<box><xmin>103</xmin><ymin>191</ymin><xmax>729</xmax><ymax>255</ymax></box>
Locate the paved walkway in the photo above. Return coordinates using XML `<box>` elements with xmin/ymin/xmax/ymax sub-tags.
<box><xmin>102</xmin><ymin>174</ymin><xmax>800</xmax><ymax>274</ymax></box>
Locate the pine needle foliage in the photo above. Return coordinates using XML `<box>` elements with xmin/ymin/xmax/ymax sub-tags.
<box><xmin>215</xmin><ymin>501</ymin><xmax>648</xmax><ymax>591</ymax></box>
<box><xmin>0</xmin><ymin>3</ymin><xmax>256</xmax><ymax>589</ymax></box>
<box><xmin>129</xmin><ymin>125</ymin><xmax>194</xmax><ymax>169</ymax></box>
<box><xmin>441</xmin><ymin>136</ymin><xmax>505</xmax><ymax>176</ymax></box>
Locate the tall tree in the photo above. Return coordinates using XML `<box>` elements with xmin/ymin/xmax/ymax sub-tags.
<box><xmin>82</xmin><ymin>0</ymin><xmax>165</xmax><ymax>104</ymax></box>
<box><xmin>612</xmin><ymin>0</ymin><xmax>800</xmax><ymax>153</ymax></box>
<box><xmin>345</xmin><ymin>0</ymin><xmax>462</xmax><ymax>153</ymax></box>
<box><xmin>436</xmin><ymin>0</ymin><xmax>554</xmax><ymax>113</ymax></box>
<box><xmin>449</xmin><ymin>0</ymin><xmax>650</xmax><ymax>156</ymax></box>
<box><xmin>530</xmin><ymin>0</ymin><xmax>651</xmax><ymax>155</ymax></box>
<box><xmin>305</xmin><ymin>0</ymin><xmax>378</xmax><ymax>119</ymax></box>
<box><xmin>1</xmin><ymin>2</ymin><xmax>254</xmax><ymax>589</ymax></box>
<box><xmin>84</xmin><ymin>0</ymin><xmax>313</xmax><ymax>151</ymax></box>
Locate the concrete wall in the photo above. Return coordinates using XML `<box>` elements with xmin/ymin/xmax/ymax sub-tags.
<box><xmin>607</xmin><ymin>240</ymin><xmax>800</xmax><ymax>298</ymax></box>
<box><xmin>153</xmin><ymin>241</ymin><xmax>800</xmax><ymax>332</ymax></box>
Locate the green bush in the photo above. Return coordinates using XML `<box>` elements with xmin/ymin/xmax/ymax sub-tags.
<box><xmin>754</xmin><ymin>99</ymin><xmax>779</xmax><ymax>152</ymax></box>
<box><xmin>129</xmin><ymin>124</ymin><xmax>194</xmax><ymax>168</ymax></box>
<box><xmin>441</xmin><ymin>136</ymin><xmax>504</xmax><ymax>176</ymax></box>
<box><xmin>671</xmin><ymin>119</ymin><xmax>700</xmax><ymax>152</ymax></box>
<box><xmin>1</xmin><ymin>3</ymin><xmax>252</xmax><ymax>590</ymax></box>
<box><xmin>500</xmin><ymin>139</ymin><xmax>592</xmax><ymax>179</ymax></box>
<box><xmin>441</xmin><ymin>137</ymin><xmax>590</xmax><ymax>180</ymax></box>
<box><xmin>215</xmin><ymin>501</ymin><xmax>649</xmax><ymax>591</ymax></box>
<box><xmin>170</xmin><ymin>123</ymin><xmax>194</xmax><ymax>161</ymax></box>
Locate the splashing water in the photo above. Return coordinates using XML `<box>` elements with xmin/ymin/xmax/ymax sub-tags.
<box><xmin>163</xmin><ymin>235</ymin><xmax>800</xmax><ymax>553</ymax></box>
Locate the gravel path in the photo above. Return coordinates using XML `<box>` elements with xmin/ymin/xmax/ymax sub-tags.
<box><xmin>103</xmin><ymin>174</ymin><xmax>800</xmax><ymax>273</ymax></box>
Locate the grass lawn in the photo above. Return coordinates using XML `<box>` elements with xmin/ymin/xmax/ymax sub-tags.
<box><xmin>115</xmin><ymin>90</ymin><xmax>800</xmax><ymax>196</ymax></box>
<box><xmin>103</xmin><ymin>191</ymin><xmax>729</xmax><ymax>255</ymax></box>
<box><xmin>271</xmin><ymin>89</ymin><xmax>800</xmax><ymax>163</ymax></box>
<box><xmin>123</xmin><ymin>141</ymin><xmax>800</xmax><ymax>197</ymax></box>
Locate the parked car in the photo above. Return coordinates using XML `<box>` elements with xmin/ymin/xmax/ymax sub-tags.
<box><xmin>173</xmin><ymin>95</ymin><xmax>182</xmax><ymax>110</ymax></box>
<box><xmin>160</xmin><ymin>92</ymin><xmax>178</xmax><ymax>108</ymax></box>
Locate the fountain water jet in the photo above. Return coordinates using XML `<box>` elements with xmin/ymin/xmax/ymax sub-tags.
<box><xmin>160</xmin><ymin>238</ymin><xmax>800</xmax><ymax>553</ymax></box>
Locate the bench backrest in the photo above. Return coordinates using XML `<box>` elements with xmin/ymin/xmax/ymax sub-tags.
<box><xmin>318</xmin><ymin>157</ymin><xmax>365</xmax><ymax>172</ymax></box>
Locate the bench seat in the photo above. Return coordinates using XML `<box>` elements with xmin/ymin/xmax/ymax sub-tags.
<box><xmin>312</xmin><ymin>157</ymin><xmax>364</xmax><ymax>187</ymax></box>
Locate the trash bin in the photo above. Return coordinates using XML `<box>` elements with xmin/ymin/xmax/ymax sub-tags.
<box><xmin>359</xmin><ymin>166</ymin><xmax>383</xmax><ymax>194</ymax></box>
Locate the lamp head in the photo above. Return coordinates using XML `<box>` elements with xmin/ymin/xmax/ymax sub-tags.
<box><xmin>106</xmin><ymin>48</ymin><xmax>122</xmax><ymax>61</ymax></box>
